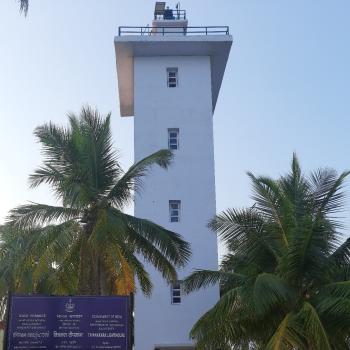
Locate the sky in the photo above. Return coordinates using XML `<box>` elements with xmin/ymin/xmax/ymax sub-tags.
<box><xmin>0</xmin><ymin>0</ymin><xmax>350</xmax><ymax>245</ymax></box>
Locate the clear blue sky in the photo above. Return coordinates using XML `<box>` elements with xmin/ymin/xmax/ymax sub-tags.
<box><xmin>1</xmin><ymin>0</ymin><xmax>350</xmax><ymax>240</ymax></box>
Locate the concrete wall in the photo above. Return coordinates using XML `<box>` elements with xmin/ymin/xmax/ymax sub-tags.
<box><xmin>133</xmin><ymin>55</ymin><xmax>219</xmax><ymax>350</ymax></box>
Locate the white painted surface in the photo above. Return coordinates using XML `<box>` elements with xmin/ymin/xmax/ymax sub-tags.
<box><xmin>133</xmin><ymin>55</ymin><xmax>219</xmax><ymax>350</ymax></box>
<box><xmin>114</xmin><ymin>35</ymin><xmax>232</xmax><ymax>116</ymax></box>
<box><xmin>151</xmin><ymin>19</ymin><xmax>188</xmax><ymax>36</ymax></box>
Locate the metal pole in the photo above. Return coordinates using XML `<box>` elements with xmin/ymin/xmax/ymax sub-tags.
<box><xmin>129</xmin><ymin>294</ymin><xmax>134</xmax><ymax>350</ymax></box>
<box><xmin>3</xmin><ymin>291</ymin><xmax>12</xmax><ymax>350</ymax></box>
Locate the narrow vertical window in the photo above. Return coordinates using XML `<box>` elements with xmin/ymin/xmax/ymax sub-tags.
<box><xmin>168</xmin><ymin>128</ymin><xmax>179</xmax><ymax>150</ymax></box>
<box><xmin>167</xmin><ymin>68</ymin><xmax>178</xmax><ymax>88</ymax></box>
<box><xmin>169</xmin><ymin>200</ymin><xmax>181</xmax><ymax>222</ymax></box>
<box><xmin>171</xmin><ymin>281</ymin><xmax>182</xmax><ymax>304</ymax></box>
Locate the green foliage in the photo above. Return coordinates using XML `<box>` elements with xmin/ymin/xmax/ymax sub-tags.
<box><xmin>183</xmin><ymin>154</ymin><xmax>350</xmax><ymax>349</ymax></box>
<box><xmin>2</xmin><ymin>106</ymin><xmax>191</xmax><ymax>299</ymax></box>
<box><xmin>0</xmin><ymin>223</ymin><xmax>79</xmax><ymax>317</ymax></box>
<box><xmin>18</xmin><ymin>0</ymin><xmax>28</xmax><ymax>15</ymax></box>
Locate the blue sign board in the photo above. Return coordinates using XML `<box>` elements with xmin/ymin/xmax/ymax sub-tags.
<box><xmin>7</xmin><ymin>295</ymin><xmax>130</xmax><ymax>350</ymax></box>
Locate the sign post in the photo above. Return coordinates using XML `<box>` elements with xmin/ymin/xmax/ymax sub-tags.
<box><xmin>6</xmin><ymin>295</ymin><xmax>130</xmax><ymax>350</ymax></box>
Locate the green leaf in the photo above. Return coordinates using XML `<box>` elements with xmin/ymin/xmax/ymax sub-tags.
<box><xmin>253</xmin><ymin>273</ymin><xmax>294</xmax><ymax>316</ymax></box>
<box><xmin>7</xmin><ymin>203</ymin><xmax>80</xmax><ymax>229</ymax></box>
<box><xmin>182</xmin><ymin>269</ymin><xmax>247</xmax><ymax>294</ymax></box>
<box><xmin>266</xmin><ymin>312</ymin><xmax>306</xmax><ymax>350</ymax></box>
<box><xmin>296</xmin><ymin>302</ymin><xmax>331</xmax><ymax>350</ymax></box>
<box><xmin>107</xmin><ymin>149</ymin><xmax>173</xmax><ymax>208</ymax></box>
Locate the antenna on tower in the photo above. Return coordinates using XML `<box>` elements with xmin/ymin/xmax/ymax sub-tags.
<box><xmin>175</xmin><ymin>2</ymin><xmax>181</xmax><ymax>19</ymax></box>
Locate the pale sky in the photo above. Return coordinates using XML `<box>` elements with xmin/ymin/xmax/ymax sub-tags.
<box><xmin>1</xmin><ymin>0</ymin><xmax>350</xmax><ymax>240</ymax></box>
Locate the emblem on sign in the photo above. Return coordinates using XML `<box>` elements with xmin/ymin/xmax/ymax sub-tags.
<box><xmin>65</xmin><ymin>298</ymin><xmax>75</xmax><ymax>313</ymax></box>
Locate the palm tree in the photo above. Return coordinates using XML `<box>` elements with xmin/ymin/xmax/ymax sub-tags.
<box><xmin>183</xmin><ymin>154</ymin><xmax>350</xmax><ymax>349</ymax></box>
<box><xmin>18</xmin><ymin>0</ymin><xmax>28</xmax><ymax>15</ymax></box>
<box><xmin>0</xmin><ymin>224</ymin><xmax>34</xmax><ymax>318</ymax></box>
<box><xmin>8</xmin><ymin>106</ymin><xmax>191</xmax><ymax>296</ymax></box>
<box><xmin>0</xmin><ymin>224</ymin><xmax>77</xmax><ymax>319</ymax></box>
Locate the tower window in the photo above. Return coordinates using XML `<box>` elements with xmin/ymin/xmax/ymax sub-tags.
<box><xmin>167</xmin><ymin>68</ymin><xmax>178</xmax><ymax>88</ymax></box>
<box><xmin>168</xmin><ymin>128</ymin><xmax>179</xmax><ymax>150</ymax></box>
<box><xmin>169</xmin><ymin>200</ymin><xmax>181</xmax><ymax>222</ymax></box>
<box><xmin>171</xmin><ymin>281</ymin><xmax>182</xmax><ymax>304</ymax></box>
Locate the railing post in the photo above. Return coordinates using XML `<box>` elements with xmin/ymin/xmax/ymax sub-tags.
<box><xmin>117</xmin><ymin>26</ymin><xmax>230</xmax><ymax>36</ymax></box>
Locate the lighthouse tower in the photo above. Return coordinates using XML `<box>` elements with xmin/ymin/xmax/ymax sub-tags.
<box><xmin>114</xmin><ymin>3</ymin><xmax>232</xmax><ymax>349</ymax></box>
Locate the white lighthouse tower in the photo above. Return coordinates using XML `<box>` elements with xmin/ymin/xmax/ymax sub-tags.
<box><xmin>114</xmin><ymin>3</ymin><xmax>232</xmax><ymax>349</ymax></box>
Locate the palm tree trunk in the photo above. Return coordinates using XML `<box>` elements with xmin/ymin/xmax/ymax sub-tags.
<box><xmin>77</xmin><ymin>234</ymin><xmax>93</xmax><ymax>295</ymax></box>
<box><xmin>90</xmin><ymin>249</ymin><xmax>100</xmax><ymax>295</ymax></box>
<box><xmin>77</xmin><ymin>222</ymin><xmax>103</xmax><ymax>295</ymax></box>
<box><xmin>98</xmin><ymin>258</ymin><xmax>111</xmax><ymax>295</ymax></box>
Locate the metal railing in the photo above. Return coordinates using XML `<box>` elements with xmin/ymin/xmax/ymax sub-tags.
<box><xmin>118</xmin><ymin>26</ymin><xmax>230</xmax><ymax>36</ymax></box>
<box><xmin>154</xmin><ymin>9</ymin><xmax>186</xmax><ymax>20</ymax></box>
